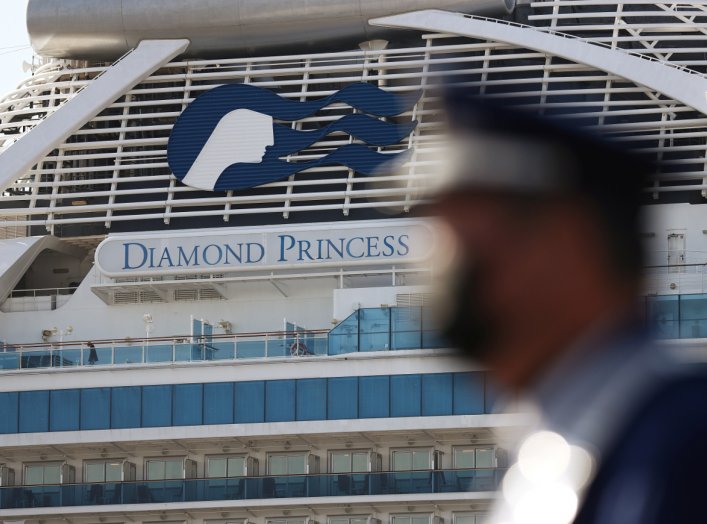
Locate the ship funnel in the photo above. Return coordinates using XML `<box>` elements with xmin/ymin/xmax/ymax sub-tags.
<box><xmin>27</xmin><ymin>0</ymin><xmax>515</xmax><ymax>61</ymax></box>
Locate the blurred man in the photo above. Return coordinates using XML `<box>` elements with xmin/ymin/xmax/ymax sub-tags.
<box><xmin>429</xmin><ymin>95</ymin><xmax>707</xmax><ymax>524</ymax></box>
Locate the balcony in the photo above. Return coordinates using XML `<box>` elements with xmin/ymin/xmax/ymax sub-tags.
<box><xmin>0</xmin><ymin>469</ymin><xmax>503</xmax><ymax>509</ymax></box>
<box><xmin>0</xmin><ymin>307</ymin><xmax>444</xmax><ymax>372</ymax></box>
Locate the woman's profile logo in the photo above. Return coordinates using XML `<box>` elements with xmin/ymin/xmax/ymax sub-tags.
<box><xmin>167</xmin><ymin>83</ymin><xmax>421</xmax><ymax>191</ymax></box>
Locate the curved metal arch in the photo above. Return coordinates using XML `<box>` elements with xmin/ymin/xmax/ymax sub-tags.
<box><xmin>370</xmin><ymin>9</ymin><xmax>707</xmax><ymax>115</ymax></box>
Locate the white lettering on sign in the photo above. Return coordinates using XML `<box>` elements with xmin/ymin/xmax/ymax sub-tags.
<box><xmin>95</xmin><ymin>220</ymin><xmax>433</xmax><ymax>277</ymax></box>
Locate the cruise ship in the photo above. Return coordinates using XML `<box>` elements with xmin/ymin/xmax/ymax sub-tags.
<box><xmin>0</xmin><ymin>1</ymin><xmax>707</xmax><ymax>524</ymax></box>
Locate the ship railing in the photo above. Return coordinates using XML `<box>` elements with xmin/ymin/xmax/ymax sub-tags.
<box><xmin>0</xmin><ymin>329</ymin><xmax>331</xmax><ymax>371</ymax></box>
<box><xmin>0</xmin><ymin>468</ymin><xmax>505</xmax><ymax>509</ymax></box>
<box><xmin>460</xmin><ymin>14</ymin><xmax>705</xmax><ymax>76</ymax></box>
<box><xmin>1</xmin><ymin>287</ymin><xmax>78</xmax><ymax>313</ymax></box>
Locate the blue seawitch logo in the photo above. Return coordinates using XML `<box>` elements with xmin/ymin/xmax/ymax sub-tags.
<box><xmin>167</xmin><ymin>83</ymin><xmax>421</xmax><ymax>191</ymax></box>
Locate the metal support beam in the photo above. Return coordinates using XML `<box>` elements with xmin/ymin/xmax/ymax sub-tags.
<box><xmin>0</xmin><ymin>39</ymin><xmax>190</xmax><ymax>193</ymax></box>
<box><xmin>370</xmin><ymin>10</ymin><xmax>707</xmax><ymax>115</ymax></box>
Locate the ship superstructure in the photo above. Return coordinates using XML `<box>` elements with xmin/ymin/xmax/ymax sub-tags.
<box><xmin>0</xmin><ymin>1</ymin><xmax>706</xmax><ymax>524</ymax></box>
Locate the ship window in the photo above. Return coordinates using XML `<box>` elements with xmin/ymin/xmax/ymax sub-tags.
<box><xmin>235</xmin><ymin>381</ymin><xmax>265</xmax><ymax>423</ymax></box>
<box><xmin>330</xmin><ymin>451</ymin><xmax>369</xmax><ymax>473</ymax></box>
<box><xmin>453</xmin><ymin>447</ymin><xmax>495</xmax><ymax>469</ymax></box>
<box><xmin>206</xmin><ymin>456</ymin><xmax>246</xmax><ymax>478</ymax></box>
<box><xmin>142</xmin><ymin>385</ymin><xmax>172</xmax><ymax>427</ymax></box>
<box><xmin>327</xmin><ymin>377</ymin><xmax>358</xmax><ymax>419</ymax></box>
<box><xmin>296</xmin><ymin>378</ymin><xmax>326</xmax><ymax>421</ymax></box>
<box><xmin>453</xmin><ymin>514</ymin><xmax>486</xmax><ymax>524</ymax></box>
<box><xmin>453</xmin><ymin>373</ymin><xmax>485</xmax><ymax>415</ymax></box>
<box><xmin>24</xmin><ymin>463</ymin><xmax>62</xmax><ymax>485</ymax></box>
<box><xmin>173</xmin><ymin>383</ymin><xmax>203</xmax><ymax>426</ymax></box>
<box><xmin>145</xmin><ymin>458</ymin><xmax>185</xmax><ymax>480</ymax></box>
<box><xmin>421</xmin><ymin>374</ymin><xmax>453</xmax><ymax>416</ymax></box>
<box><xmin>19</xmin><ymin>391</ymin><xmax>49</xmax><ymax>433</ymax></box>
<box><xmin>390</xmin><ymin>375</ymin><xmax>421</xmax><ymax>417</ymax></box>
<box><xmin>267</xmin><ymin>519</ymin><xmax>306</xmax><ymax>524</ymax></box>
<box><xmin>359</xmin><ymin>376</ymin><xmax>389</xmax><ymax>418</ymax></box>
<box><xmin>330</xmin><ymin>517</ymin><xmax>369</xmax><ymax>524</ymax></box>
<box><xmin>265</xmin><ymin>380</ymin><xmax>295</xmax><ymax>422</ymax></box>
<box><xmin>391</xmin><ymin>515</ymin><xmax>430</xmax><ymax>524</ymax></box>
<box><xmin>84</xmin><ymin>460</ymin><xmax>124</xmax><ymax>483</ymax></box>
<box><xmin>391</xmin><ymin>449</ymin><xmax>432</xmax><ymax>471</ymax></box>
<box><xmin>204</xmin><ymin>382</ymin><xmax>234</xmax><ymax>425</ymax></box>
<box><xmin>267</xmin><ymin>453</ymin><xmax>307</xmax><ymax>475</ymax></box>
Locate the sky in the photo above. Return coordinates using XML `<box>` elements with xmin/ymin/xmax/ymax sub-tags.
<box><xmin>0</xmin><ymin>0</ymin><xmax>33</xmax><ymax>98</ymax></box>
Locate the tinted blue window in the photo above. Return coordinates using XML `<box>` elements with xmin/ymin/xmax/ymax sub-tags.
<box><xmin>173</xmin><ymin>384</ymin><xmax>202</xmax><ymax>426</ymax></box>
<box><xmin>453</xmin><ymin>372</ymin><xmax>485</xmax><ymax>415</ymax></box>
<box><xmin>328</xmin><ymin>377</ymin><xmax>358</xmax><ymax>419</ymax></box>
<box><xmin>80</xmin><ymin>388</ymin><xmax>110</xmax><ymax>430</ymax></box>
<box><xmin>296</xmin><ymin>379</ymin><xmax>326</xmax><ymax>421</ymax></box>
<box><xmin>19</xmin><ymin>390</ymin><xmax>49</xmax><ymax>433</ymax></box>
<box><xmin>484</xmin><ymin>374</ymin><xmax>504</xmax><ymax>414</ymax></box>
<box><xmin>204</xmin><ymin>382</ymin><xmax>234</xmax><ymax>424</ymax></box>
<box><xmin>421</xmin><ymin>374</ymin><xmax>453</xmax><ymax>416</ymax></box>
<box><xmin>111</xmin><ymin>387</ymin><xmax>141</xmax><ymax>429</ymax></box>
<box><xmin>0</xmin><ymin>392</ymin><xmax>18</xmax><ymax>434</ymax></box>
<box><xmin>391</xmin><ymin>374</ymin><xmax>421</xmax><ymax>417</ymax></box>
<box><xmin>50</xmin><ymin>389</ymin><xmax>80</xmax><ymax>431</ymax></box>
<box><xmin>266</xmin><ymin>380</ymin><xmax>295</xmax><ymax>422</ymax></box>
<box><xmin>142</xmin><ymin>385</ymin><xmax>172</xmax><ymax>427</ymax></box>
<box><xmin>359</xmin><ymin>376</ymin><xmax>389</xmax><ymax>418</ymax></box>
<box><xmin>235</xmin><ymin>381</ymin><xmax>265</xmax><ymax>423</ymax></box>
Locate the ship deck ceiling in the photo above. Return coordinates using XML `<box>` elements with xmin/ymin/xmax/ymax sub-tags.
<box><xmin>0</xmin><ymin>427</ymin><xmax>510</xmax><ymax>461</ymax></box>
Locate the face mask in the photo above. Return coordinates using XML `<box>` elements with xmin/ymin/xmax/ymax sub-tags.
<box><xmin>437</xmin><ymin>262</ymin><xmax>497</xmax><ymax>362</ymax></box>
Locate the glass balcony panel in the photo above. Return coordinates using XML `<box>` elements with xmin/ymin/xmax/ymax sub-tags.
<box><xmin>267</xmin><ymin>339</ymin><xmax>288</xmax><ymax>358</ymax></box>
<box><xmin>328</xmin><ymin>312</ymin><xmax>359</xmax><ymax>355</ymax></box>
<box><xmin>59</xmin><ymin>348</ymin><xmax>81</xmax><ymax>367</ymax></box>
<box><xmin>359</xmin><ymin>308</ymin><xmax>390</xmax><ymax>352</ymax></box>
<box><xmin>114</xmin><ymin>346</ymin><xmax>143</xmax><ymax>364</ymax></box>
<box><xmin>145</xmin><ymin>345</ymin><xmax>173</xmax><ymax>363</ymax></box>
<box><xmin>0</xmin><ymin>469</ymin><xmax>502</xmax><ymax>508</ymax></box>
<box><xmin>174</xmin><ymin>343</ymin><xmax>194</xmax><ymax>362</ymax></box>
<box><xmin>393</xmin><ymin>307</ymin><xmax>422</xmax><ymax>331</ymax></box>
<box><xmin>236</xmin><ymin>339</ymin><xmax>266</xmax><ymax>359</ymax></box>
<box><xmin>209</xmin><ymin>342</ymin><xmax>235</xmax><ymax>361</ymax></box>
<box><xmin>21</xmin><ymin>350</ymin><xmax>54</xmax><ymax>369</ymax></box>
<box><xmin>422</xmin><ymin>330</ymin><xmax>445</xmax><ymax>349</ymax></box>
<box><xmin>328</xmin><ymin>333</ymin><xmax>357</xmax><ymax>355</ymax></box>
<box><xmin>0</xmin><ymin>352</ymin><xmax>19</xmax><ymax>370</ymax></box>
<box><xmin>391</xmin><ymin>331</ymin><xmax>421</xmax><ymax>350</ymax></box>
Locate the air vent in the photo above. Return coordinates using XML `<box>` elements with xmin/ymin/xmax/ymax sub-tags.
<box><xmin>396</xmin><ymin>293</ymin><xmax>433</xmax><ymax>307</ymax></box>
<box><xmin>113</xmin><ymin>290</ymin><xmax>166</xmax><ymax>304</ymax></box>
<box><xmin>174</xmin><ymin>288</ymin><xmax>223</xmax><ymax>302</ymax></box>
